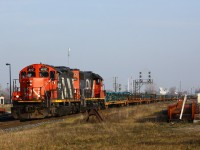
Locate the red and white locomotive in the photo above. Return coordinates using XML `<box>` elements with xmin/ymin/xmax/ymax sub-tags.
<box><xmin>12</xmin><ymin>63</ymin><xmax>105</xmax><ymax>120</ymax></box>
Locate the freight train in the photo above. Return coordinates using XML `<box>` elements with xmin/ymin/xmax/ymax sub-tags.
<box><xmin>11</xmin><ymin>63</ymin><xmax>105</xmax><ymax>120</ymax></box>
<box><xmin>11</xmin><ymin>63</ymin><xmax>178</xmax><ymax>120</ymax></box>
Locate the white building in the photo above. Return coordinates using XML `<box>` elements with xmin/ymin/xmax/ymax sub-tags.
<box><xmin>0</xmin><ymin>96</ymin><xmax>5</xmax><ymax>105</ymax></box>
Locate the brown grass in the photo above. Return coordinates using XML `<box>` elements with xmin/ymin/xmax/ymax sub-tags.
<box><xmin>1</xmin><ymin>102</ymin><xmax>200</xmax><ymax>150</ymax></box>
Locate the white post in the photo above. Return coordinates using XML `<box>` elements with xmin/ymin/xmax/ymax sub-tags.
<box><xmin>197</xmin><ymin>93</ymin><xmax>200</xmax><ymax>104</ymax></box>
<box><xmin>179</xmin><ymin>95</ymin><xmax>187</xmax><ymax>120</ymax></box>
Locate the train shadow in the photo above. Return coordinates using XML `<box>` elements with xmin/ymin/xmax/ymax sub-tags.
<box><xmin>0</xmin><ymin>114</ymin><xmax>15</xmax><ymax>122</ymax></box>
<box><xmin>136</xmin><ymin>110</ymin><xmax>169</xmax><ymax>123</ymax></box>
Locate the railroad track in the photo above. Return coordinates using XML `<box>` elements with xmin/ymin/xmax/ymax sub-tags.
<box><xmin>0</xmin><ymin>101</ymin><xmax>177</xmax><ymax>132</ymax></box>
<box><xmin>0</xmin><ymin>113</ymin><xmax>84</xmax><ymax>132</ymax></box>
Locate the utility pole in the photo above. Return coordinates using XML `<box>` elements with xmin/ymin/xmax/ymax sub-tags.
<box><xmin>68</xmin><ymin>48</ymin><xmax>70</xmax><ymax>66</ymax></box>
<box><xmin>6</xmin><ymin>63</ymin><xmax>12</xmax><ymax>104</ymax></box>
<box><xmin>132</xmin><ymin>77</ymin><xmax>134</xmax><ymax>93</ymax></box>
<box><xmin>128</xmin><ymin>78</ymin><xmax>130</xmax><ymax>92</ymax></box>
<box><xmin>113</xmin><ymin>77</ymin><xmax>118</xmax><ymax>92</ymax></box>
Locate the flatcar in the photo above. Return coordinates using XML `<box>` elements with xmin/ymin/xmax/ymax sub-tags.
<box><xmin>11</xmin><ymin>63</ymin><xmax>105</xmax><ymax>120</ymax></box>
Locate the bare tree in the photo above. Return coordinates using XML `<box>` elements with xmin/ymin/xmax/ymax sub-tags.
<box><xmin>145</xmin><ymin>84</ymin><xmax>157</xmax><ymax>94</ymax></box>
<box><xmin>169</xmin><ymin>87</ymin><xmax>176</xmax><ymax>95</ymax></box>
<box><xmin>195</xmin><ymin>88</ymin><xmax>200</xmax><ymax>94</ymax></box>
<box><xmin>0</xmin><ymin>84</ymin><xmax>9</xmax><ymax>99</ymax></box>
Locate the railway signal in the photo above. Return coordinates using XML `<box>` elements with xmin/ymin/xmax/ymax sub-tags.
<box><xmin>133</xmin><ymin>71</ymin><xmax>153</xmax><ymax>94</ymax></box>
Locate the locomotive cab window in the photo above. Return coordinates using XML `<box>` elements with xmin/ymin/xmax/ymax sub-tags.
<box><xmin>27</xmin><ymin>72</ymin><xmax>36</xmax><ymax>77</ymax></box>
<box><xmin>50</xmin><ymin>71</ymin><xmax>55</xmax><ymax>80</ymax></box>
<box><xmin>40</xmin><ymin>71</ymin><xmax>49</xmax><ymax>77</ymax></box>
<box><xmin>21</xmin><ymin>71</ymin><xmax>26</xmax><ymax>78</ymax></box>
<box><xmin>27</xmin><ymin>66</ymin><xmax>36</xmax><ymax>78</ymax></box>
<box><xmin>96</xmin><ymin>79</ymin><xmax>100</xmax><ymax>85</ymax></box>
<box><xmin>39</xmin><ymin>67</ymin><xmax>49</xmax><ymax>77</ymax></box>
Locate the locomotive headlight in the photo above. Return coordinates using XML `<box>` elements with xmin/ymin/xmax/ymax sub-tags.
<box><xmin>27</xmin><ymin>80</ymin><xmax>33</xmax><ymax>86</ymax></box>
<box><xmin>16</xmin><ymin>95</ymin><xmax>19</xmax><ymax>98</ymax></box>
<box><xmin>30</xmin><ymin>80</ymin><xmax>33</xmax><ymax>86</ymax></box>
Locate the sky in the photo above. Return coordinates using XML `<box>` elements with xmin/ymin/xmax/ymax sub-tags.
<box><xmin>0</xmin><ymin>0</ymin><xmax>200</xmax><ymax>92</ymax></box>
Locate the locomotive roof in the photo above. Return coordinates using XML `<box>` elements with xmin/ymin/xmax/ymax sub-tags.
<box><xmin>54</xmin><ymin>66</ymin><xmax>71</xmax><ymax>73</ymax></box>
<box><xmin>21</xmin><ymin>64</ymin><xmax>55</xmax><ymax>71</ymax></box>
<box><xmin>81</xmin><ymin>71</ymin><xmax>103</xmax><ymax>80</ymax></box>
<box><xmin>93</xmin><ymin>73</ymin><xmax>103</xmax><ymax>80</ymax></box>
<box><xmin>24</xmin><ymin>64</ymin><xmax>71</xmax><ymax>74</ymax></box>
<box><xmin>21</xmin><ymin>64</ymin><xmax>103</xmax><ymax>79</ymax></box>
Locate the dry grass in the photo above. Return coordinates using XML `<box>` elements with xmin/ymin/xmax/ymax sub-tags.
<box><xmin>1</xmin><ymin>102</ymin><xmax>200</xmax><ymax>150</ymax></box>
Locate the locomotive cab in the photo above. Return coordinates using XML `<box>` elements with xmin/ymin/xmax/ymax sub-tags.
<box><xmin>12</xmin><ymin>64</ymin><xmax>58</xmax><ymax>102</ymax></box>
